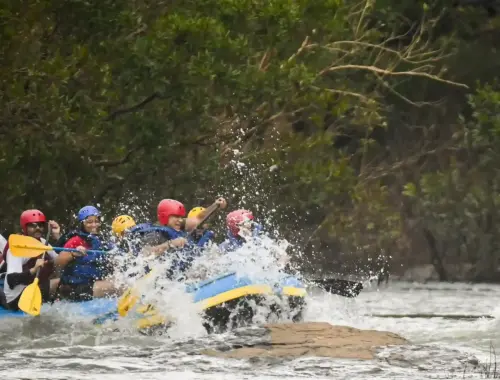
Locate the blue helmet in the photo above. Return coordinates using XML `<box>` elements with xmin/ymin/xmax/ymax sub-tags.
<box><xmin>78</xmin><ymin>206</ymin><xmax>101</xmax><ymax>222</ymax></box>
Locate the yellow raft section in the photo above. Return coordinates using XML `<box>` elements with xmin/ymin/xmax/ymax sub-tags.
<box><xmin>134</xmin><ymin>284</ymin><xmax>307</xmax><ymax>330</ymax></box>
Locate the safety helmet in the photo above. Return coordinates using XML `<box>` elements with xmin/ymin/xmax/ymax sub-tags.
<box><xmin>226</xmin><ymin>209</ymin><xmax>254</xmax><ymax>237</ymax></box>
<box><xmin>188</xmin><ymin>206</ymin><xmax>206</xmax><ymax>219</ymax></box>
<box><xmin>112</xmin><ymin>215</ymin><xmax>136</xmax><ymax>236</ymax></box>
<box><xmin>157</xmin><ymin>199</ymin><xmax>186</xmax><ymax>226</ymax></box>
<box><xmin>20</xmin><ymin>209</ymin><xmax>47</xmax><ymax>234</ymax></box>
<box><xmin>78</xmin><ymin>205</ymin><xmax>101</xmax><ymax>222</ymax></box>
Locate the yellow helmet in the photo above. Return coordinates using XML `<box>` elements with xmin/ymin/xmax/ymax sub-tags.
<box><xmin>112</xmin><ymin>215</ymin><xmax>136</xmax><ymax>236</ymax></box>
<box><xmin>188</xmin><ymin>206</ymin><xmax>206</xmax><ymax>219</ymax></box>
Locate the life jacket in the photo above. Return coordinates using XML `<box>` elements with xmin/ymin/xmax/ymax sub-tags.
<box><xmin>127</xmin><ymin>224</ymin><xmax>179</xmax><ymax>246</ymax></box>
<box><xmin>128</xmin><ymin>224</ymin><xmax>213</xmax><ymax>277</ymax></box>
<box><xmin>219</xmin><ymin>224</ymin><xmax>263</xmax><ymax>253</ymax></box>
<box><xmin>218</xmin><ymin>233</ymin><xmax>242</xmax><ymax>253</ymax></box>
<box><xmin>1</xmin><ymin>238</ymin><xmax>54</xmax><ymax>287</ymax></box>
<box><xmin>59</xmin><ymin>231</ymin><xmax>114</xmax><ymax>286</ymax></box>
<box><xmin>191</xmin><ymin>229</ymin><xmax>215</xmax><ymax>248</ymax></box>
<box><xmin>23</xmin><ymin>256</ymin><xmax>54</xmax><ymax>283</ymax></box>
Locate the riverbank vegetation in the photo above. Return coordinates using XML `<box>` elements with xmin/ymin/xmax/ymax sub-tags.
<box><xmin>2</xmin><ymin>0</ymin><xmax>500</xmax><ymax>281</ymax></box>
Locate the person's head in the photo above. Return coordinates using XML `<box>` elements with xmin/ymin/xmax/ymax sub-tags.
<box><xmin>78</xmin><ymin>205</ymin><xmax>101</xmax><ymax>234</ymax></box>
<box><xmin>112</xmin><ymin>215</ymin><xmax>136</xmax><ymax>238</ymax></box>
<box><xmin>157</xmin><ymin>199</ymin><xmax>186</xmax><ymax>231</ymax></box>
<box><xmin>226</xmin><ymin>209</ymin><xmax>254</xmax><ymax>239</ymax></box>
<box><xmin>20</xmin><ymin>209</ymin><xmax>47</xmax><ymax>239</ymax></box>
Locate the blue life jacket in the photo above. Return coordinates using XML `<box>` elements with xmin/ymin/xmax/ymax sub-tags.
<box><xmin>126</xmin><ymin>224</ymin><xmax>203</xmax><ymax>277</ymax></box>
<box><xmin>59</xmin><ymin>231</ymin><xmax>114</xmax><ymax>286</ymax></box>
<box><xmin>192</xmin><ymin>229</ymin><xmax>215</xmax><ymax>248</ymax></box>
<box><xmin>125</xmin><ymin>223</ymin><xmax>155</xmax><ymax>254</ymax></box>
<box><xmin>154</xmin><ymin>226</ymin><xmax>197</xmax><ymax>276</ymax></box>
<box><xmin>126</xmin><ymin>224</ymin><xmax>186</xmax><ymax>249</ymax></box>
<box><xmin>219</xmin><ymin>223</ymin><xmax>263</xmax><ymax>253</ymax></box>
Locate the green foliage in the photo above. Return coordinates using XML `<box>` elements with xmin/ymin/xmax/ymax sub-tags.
<box><xmin>1</xmin><ymin>0</ymin><xmax>500</xmax><ymax>280</ymax></box>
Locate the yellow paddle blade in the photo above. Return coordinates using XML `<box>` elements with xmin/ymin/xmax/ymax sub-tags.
<box><xmin>135</xmin><ymin>313</ymin><xmax>170</xmax><ymax>330</ymax></box>
<box><xmin>117</xmin><ymin>271</ymin><xmax>154</xmax><ymax>317</ymax></box>
<box><xmin>8</xmin><ymin>234</ymin><xmax>51</xmax><ymax>258</ymax></box>
<box><xmin>117</xmin><ymin>291</ymin><xmax>140</xmax><ymax>317</ymax></box>
<box><xmin>136</xmin><ymin>304</ymin><xmax>157</xmax><ymax>315</ymax></box>
<box><xmin>18</xmin><ymin>278</ymin><xmax>42</xmax><ymax>316</ymax></box>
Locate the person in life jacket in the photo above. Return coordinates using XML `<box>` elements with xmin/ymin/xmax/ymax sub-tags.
<box><xmin>112</xmin><ymin>215</ymin><xmax>137</xmax><ymax>238</ymax></box>
<box><xmin>111</xmin><ymin>215</ymin><xmax>137</xmax><ymax>251</ymax></box>
<box><xmin>110</xmin><ymin>214</ymin><xmax>147</xmax><ymax>276</ymax></box>
<box><xmin>187</xmin><ymin>207</ymin><xmax>215</xmax><ymax>248</ymax></box>
<box><xmin>140</xmin><ymin>198</ymin><xmax>227</xmax><ymax>277</ymax></box>
<box><xmin>2</xmin><ymin>210</ymin><xmax>62</xmax><ymax>310</ymax></box>
<box><xmin>219</xmin><ymin>209</ymin><xmax>263</xmax><ymax>253</ymax></box>
<box><xmin>56</xmin><ymin>205</ymin><xmax>119</xmax><ymax>301</ymax></box>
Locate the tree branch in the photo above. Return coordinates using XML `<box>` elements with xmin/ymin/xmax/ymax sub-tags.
<box><xmin>106</xmin><ymin>92</ymin><xmax>161</xmax><ymax>121</ymax></box>
<box><xmin>319</xmin><ymin>64</ymin><xmax>469</xmax><ymax>89</ymax></box>
<box><xmin>313</xmin><ymin>86</ymin><xmax>375</xmax><ymax>104</ymax></box>
<box><xmin>324</xmin><ymin>41</ymin><xmax>452</xmax><ymax>65</ymax></box>
<box><xmin>89</xmin><ymin>147</ymin><xmax>141</xmax><ymax>167</ymax></box>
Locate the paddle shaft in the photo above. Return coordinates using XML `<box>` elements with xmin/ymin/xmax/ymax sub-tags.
<box><xmin>52</xmin><ymin>247</ymin><xmax>105</xmax><ymax>254</ymax></box>
<box><xmin>196</xmin><ymin>202</ymin><xmax>220</xmax><ymax>225</ymax></box>
<box><xmin>33</xmin><ymin>225</ymin><xmax>53</xmax><ymax>278</ymax></box>
<box><xmin>185</xmin><ymin>201</ymin><xmax>220</xmax><ymax>235</ymax></box>
<box><xmin>309</xmin><ymin>278</ymin><xmax>363</xmax><ymax>298</ymax></box>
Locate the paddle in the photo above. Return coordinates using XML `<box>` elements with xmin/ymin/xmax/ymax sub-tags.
<box><xmin>8</xmin><ymin>234</ymin><xmax>106</xmax><ymax>258</ymax></box>
<box><xmin>117</xmin><ymin>201</ymin><xmax>223</xmax><ymax>317</ymax></box>
<box><xmin>308</xmin><ymin>278</ymin><xmax>363</xmax><ymax>298</ymax></box>
<box><xmin>17</xmin><ymin>225</ymin><xmax>53</xmax><ymax>316</ymax></box>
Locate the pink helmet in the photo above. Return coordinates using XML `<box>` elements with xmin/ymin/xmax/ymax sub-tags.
<box><xmin>226</xmin><ymin>209</ymin><xmax>254</xmax><ymax>236</ymax></box>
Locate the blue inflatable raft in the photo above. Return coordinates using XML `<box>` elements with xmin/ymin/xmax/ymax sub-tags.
<box><xmin>0</xmin><ymin>272</ymin><xmax>307</xmax><ymax>333</ymax></box>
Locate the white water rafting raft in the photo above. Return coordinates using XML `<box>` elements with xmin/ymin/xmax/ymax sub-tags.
<box><xmin>0</xmin><ymin>271</ymin><xmax>307</xmax><ymax>333</ymax></box>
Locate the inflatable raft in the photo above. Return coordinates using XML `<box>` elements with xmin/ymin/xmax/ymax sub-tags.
<box><xmin>0</xmin><ymin>272</ymin><xmax>306</xmax><ymax>333</ymax></box>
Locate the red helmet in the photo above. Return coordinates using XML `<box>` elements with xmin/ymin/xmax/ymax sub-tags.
<box><xmin>157</xmin><ymin>199</ymin><xmax>186</xmax><ymax>225</ymax></box>
<box><xmin>226</xmin><ymin>209</ymin><xmax>254</xmax><ymax>237</ymax></box>
<box><xmin>20</xmin><ymin>209</ymin><xmax>47</xmax><ymax>234</ymax></box>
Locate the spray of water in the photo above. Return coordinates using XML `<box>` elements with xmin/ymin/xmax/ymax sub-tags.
<box><xmin>73</xmin><ymin>146</ymin><xmax>357</xmax><ymax>337</ymax></box>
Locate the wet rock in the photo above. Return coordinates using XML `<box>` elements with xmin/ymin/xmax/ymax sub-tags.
<box><xmin>202</xmin><ymin>322</ymin><xmax>408</xmax><ymax>360</ymax></box>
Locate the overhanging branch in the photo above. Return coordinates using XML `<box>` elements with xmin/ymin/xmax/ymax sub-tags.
<box><xmin>319</xmin><ymin>64</ymin><xmax>469</xmax><ymax>89</ymax></box>
<box><xmin>106</xmin><ymin>92</ymin><xmax>161</xmax><ymax>121</ymax></box>
<box><xmin>89</xmin><ymin>147</ymin><xmax>141</xmax><ymax>167</ymax></box>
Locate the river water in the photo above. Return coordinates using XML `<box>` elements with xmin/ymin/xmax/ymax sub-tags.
<box><xmin>0</xmin><ymin>280</ymin><xmax>498</xmax><ymax>379</ymax></box>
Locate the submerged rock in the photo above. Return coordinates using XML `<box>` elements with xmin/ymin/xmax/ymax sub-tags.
<box><xmin>203</xmin><ymin>322</ymin><xmax>408</xmax><ymax>360</ymax></box>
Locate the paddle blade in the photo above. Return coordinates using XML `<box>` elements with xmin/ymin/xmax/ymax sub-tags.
<box><xmin>117</xmin><ymin>271</ymin><xmax>154</xmax><ymax>317</ymax></box>
<box><xmin>9</xmin><ymin>234</ymin><xmax>51</xmax><ymax>258</ymax></box>
<box><xmin>117</xmin><ymin>290</ymin><xmax>139</xmax><ymax>317</ymax></box>
<box><xmin>312</xmin><ymin>279</ymin><xmax>363</xmax><ymax>298</ymax></box>
<box><xmin>135</xmin><ymin>313</ymin><xmax>169</xmax><ymax>330</ymax></box>
<box><xmin>18</xmin><ymin>278</ymin><xmax>42</xmax><ymax>316</ymax></box>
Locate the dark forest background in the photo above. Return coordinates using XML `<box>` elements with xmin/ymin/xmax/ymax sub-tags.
<box><xmin>3</xmin><ymin>0</ymin><xmax>500</xmax><ymax>281</ymax></box>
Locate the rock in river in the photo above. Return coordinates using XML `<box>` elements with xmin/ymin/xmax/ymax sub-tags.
<box><xmin>203</xmin><ymin>322</ymin><xmax>408</xmax><ymax>360</ymax></box>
